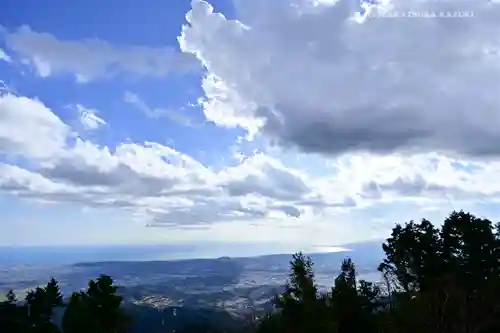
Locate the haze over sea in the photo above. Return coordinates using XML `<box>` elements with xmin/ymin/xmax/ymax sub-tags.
<box><xmin>0</xmin><ymin>242</ymin><xmax>357</xmax><ymax>266</ymax></box>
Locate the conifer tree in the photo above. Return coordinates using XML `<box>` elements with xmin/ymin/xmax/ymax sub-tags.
<box><xmin>62</xmin><ymin>274</ymin><xmax>129</xmax><ymax>333</ymax></box>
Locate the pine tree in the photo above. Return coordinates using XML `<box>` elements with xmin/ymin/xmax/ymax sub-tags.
<box><xmin>62</xmin><ymin>274</ymin><xmax>129</xmax><ymax>333</ymax></box>
<box><xmin>0</xmin><ymin>289</ymin><xmax>24</xmax><ymax>333</ymax></box>
<box><xmin>25</xmin><ymin>278</ymin><xmax>63</xmax><ymax>333</ymax></box>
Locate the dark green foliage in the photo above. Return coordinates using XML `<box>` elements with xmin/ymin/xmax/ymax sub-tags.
<box><xmin>0</xmin><ymin>275</ymin><xmax>129</xmax><ymax>333</ymax></box>
<box><xmin>0</xmin><ymin>278</ymin><xmax>65</xmax><ymax>333</ymax></box>
<box><xmin>45</xmin><ymin>278</ymin><xmax>64</xmax><ymax>309</ymax></box>
<box><xmin>62</xmin><ymin>274</ymin><xmax>130</xmax><ymax>333</ymax></box>
<box><xmin>25</xmin><ymin>278</ymin><xmax>64</xmax><ymax>333</ymax></box>
<box><xmin>0</xmin><ymin>289</ymin><xmax>25</xmax><ymax>333</ymax></box>
<box><xmin>378</xmin><ymin>210</ymin><xmax>500</xmax><ymax>333</ymax></box>
<box><xmin>258</xmin><ymin>210</ymin><xmax>500</xmax><ymax>333</ymax></box>
<box><xmin>6</xmin><ymin>289</ymin><xmax>17</xmax><ymax>303</ymax></box>
<box><xmin>255</xmin><ymin>253</ymin><xmax>327</xmax><ymax>333</ymax></box>
<box><xmin>61</xmin><ymin>291</ymin><xmax>92</xmax><ymax>333</ymax></box>
<box><xmin>126</xmin><ymin>305</ymin><xmax>250</xmax><ymax>333</ymax></box>
<box><xmin>278</xmin><ymin>252</ymin><xmax>318</xmax><ymax>312</ymax></box>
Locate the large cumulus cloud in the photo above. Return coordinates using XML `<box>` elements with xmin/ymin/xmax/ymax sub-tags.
<box><xmin>179</xmin><ymin>0</ymin><xmax>500</xmax><ymax>157</ymax></box>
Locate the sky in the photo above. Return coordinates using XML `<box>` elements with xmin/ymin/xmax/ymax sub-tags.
<box><xmin>0</xmin><ymin>0</ymin><xmax>499</xmax><ymax>248</ymax></box>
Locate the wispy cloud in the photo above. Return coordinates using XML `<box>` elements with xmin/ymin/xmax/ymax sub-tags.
<box><xmin>73</xmin><ymin>104</ymin><xmax>107</xmax><ymax>131</ymax></box>
<box><xmin>0</xmin><ymin>48</ymin><xmax>11</xmax><ymax>62</ymax></box>
<box><xmin>123</xmin><ymin>91</ymin><xmax>200</xmax><ymax>127</ymax></box>
<box><xmin>1</xmin><ymin>25</ymin><xmax>199</xmax><ymax>82</ymax></box>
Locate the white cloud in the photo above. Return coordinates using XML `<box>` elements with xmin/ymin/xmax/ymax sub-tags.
<box><xmin>0</xmin><ymin>93</ymin><xmax>69</xmax><ymax>159</ymax></box>
<box><xmin>3</xmin><ymin>91</ymin><xmax>500</xmax><ymax>245</ymax></box>
<box><xmin>73</xmin><ymin>104</ymin><xmax>107</xmax><ymax>130</ymax></box>
<box><xmin>179</xmin><ymin>0</ymin><xmax>500</xmax><ymax>157</ymax></box>
<box><xmin>3</xmin><ymin>0</ymin><xmax>500</xmax><ymax>245</ymax></box>
<box><xmin>2</xmin><ymin>25</ymin><xmax>199</xmax><ymax>82</ymax></box>
<box><xmin>0</xmin><ymin>48</ymin><xmax>11</xmax><ymax>62</ymax></box>
<box><xmin>0</xmin><ymin>93</ymin><xmax>338</xmax><ymax>227</ymax></box>
<box><xmin>331</xmin><ymin>152</ymin><xmax>500</xmax><ymax>204</ymax></box>
<box><xmin>32</xmin><ymin>140</ymin><xmax>349</xmax><ymax>224</ymax></box>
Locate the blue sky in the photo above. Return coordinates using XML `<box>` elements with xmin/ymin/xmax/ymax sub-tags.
<box><xmin>0</xmin><ymin>0</ymin><xmax>241</xmax><ymax>162</ymax></box>
<box><xmin>0</xmin><ymin>0</ymin><xmax>499</xmax><ymax>248</ymax></box>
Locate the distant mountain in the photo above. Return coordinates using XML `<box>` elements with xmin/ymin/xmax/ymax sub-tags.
<box><xmin>1</xmin><ymin>240</ymin><xmax>385</xmax><ymax>322</ymax></box>
<box><xmin>2</xmin><ymin>240</ymin><xmax>387</xmax><ymax>333</ymax></box>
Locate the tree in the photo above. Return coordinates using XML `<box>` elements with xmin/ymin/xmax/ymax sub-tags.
<box><xmin>6</xmin><ymin>289</ymin><xmax>17</xmax><ymax>304</ymax></box>
<box><xmin>280</xmin><ymin>252</ymin><xmax>318</xmax><ymax>306</ymax></box>
<box><xmin>258</xmin><ymin>210</ymin><xmax>500</xmax><ymax>333</ymax></box>
<box><xmin>327</xmin><ymin>258</ymin><xmax>379</xmax><ymax>333</ymax></box>
<box><xmin>25</xmin><ymin>278</ymin><xmax>63</xmax><ymax>333</ymax></box>
<box><xmin>265</xmin><ymin>252</ymin><xmax>336</xmax><ymax>333</ymax></box>
<box><xmin>440</xmin><ymin>211</ymin><xmax>500</xmax><ymax>287</ymax></box>
<box><xmin>0</xmin><ymin>289</ymin><xmax>24</xmax><ymax>333</ymax></box>
<box><xmin>377</xmin><ymin>210</ymin><xmax>500</xmax><ymax>333</ymax></box>
<box><xmin>62</xmin><ymin>274</ymin><xmax>129</xmax><ymax>333</ymax></box>
<box><xmin>378</xmin><ymin>218</ymin><xmax>443</xmax><ymax>293</ymax></box>
<box><xmin>45</xmin><ymin>278</ymin><xmax>63</xmax><ymax>309</ymax></box>
<box><xmin>275</xmin><ymin>252</ymin><xmax>317</xmax><ymax>333</ymax></box>
<box><xmin>62</xmin><ymin>291</ymin><xmax>92</xmax><ymax>333</ymax></box>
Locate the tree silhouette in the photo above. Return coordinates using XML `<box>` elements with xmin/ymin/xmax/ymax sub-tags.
<box><xmin>272</xmin><ymin>252</ymin><xmax>309</xmax><ymax>332</ymax></box>
<box><xmin>24</xmin><ymin>278</ymin><xmax>64</xmax><ymax>333</ymax></box>
<box><xmin>62</xmin><ymin>274</ymin><xmax>129</xmax><ymax>333</ymax></box>
<box><xmin>6</xmin><ymin>289</ymin><xmax>17</xmax><ymax>303</ymax></box>
<box><xmin>257</xmin><ymin>252</ymin><xmax>334</xmax><ymax>333</ymax></box>
<box><xmin>1</xmin><ymin>275</ymin><xmax>131</xmax><ymax>333</ymax></box>
<box><xmin>62</xmin><ymin>291</ymin><xmax>91</xmax><ymax>333</ymax></box>
<box><xmin>258</xmin><ymin>210</ymin><xmax>500</xmax><ymax>333</ymax></box>
<box><xmin>0</xmin><ymin>289</ymin><xmax>24</xmax><ymax>333</ymax></box>
<box><xmin>376</xmin><ymin>210</ymin><xmax>500</xmax><ymax>333</ymax></box>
